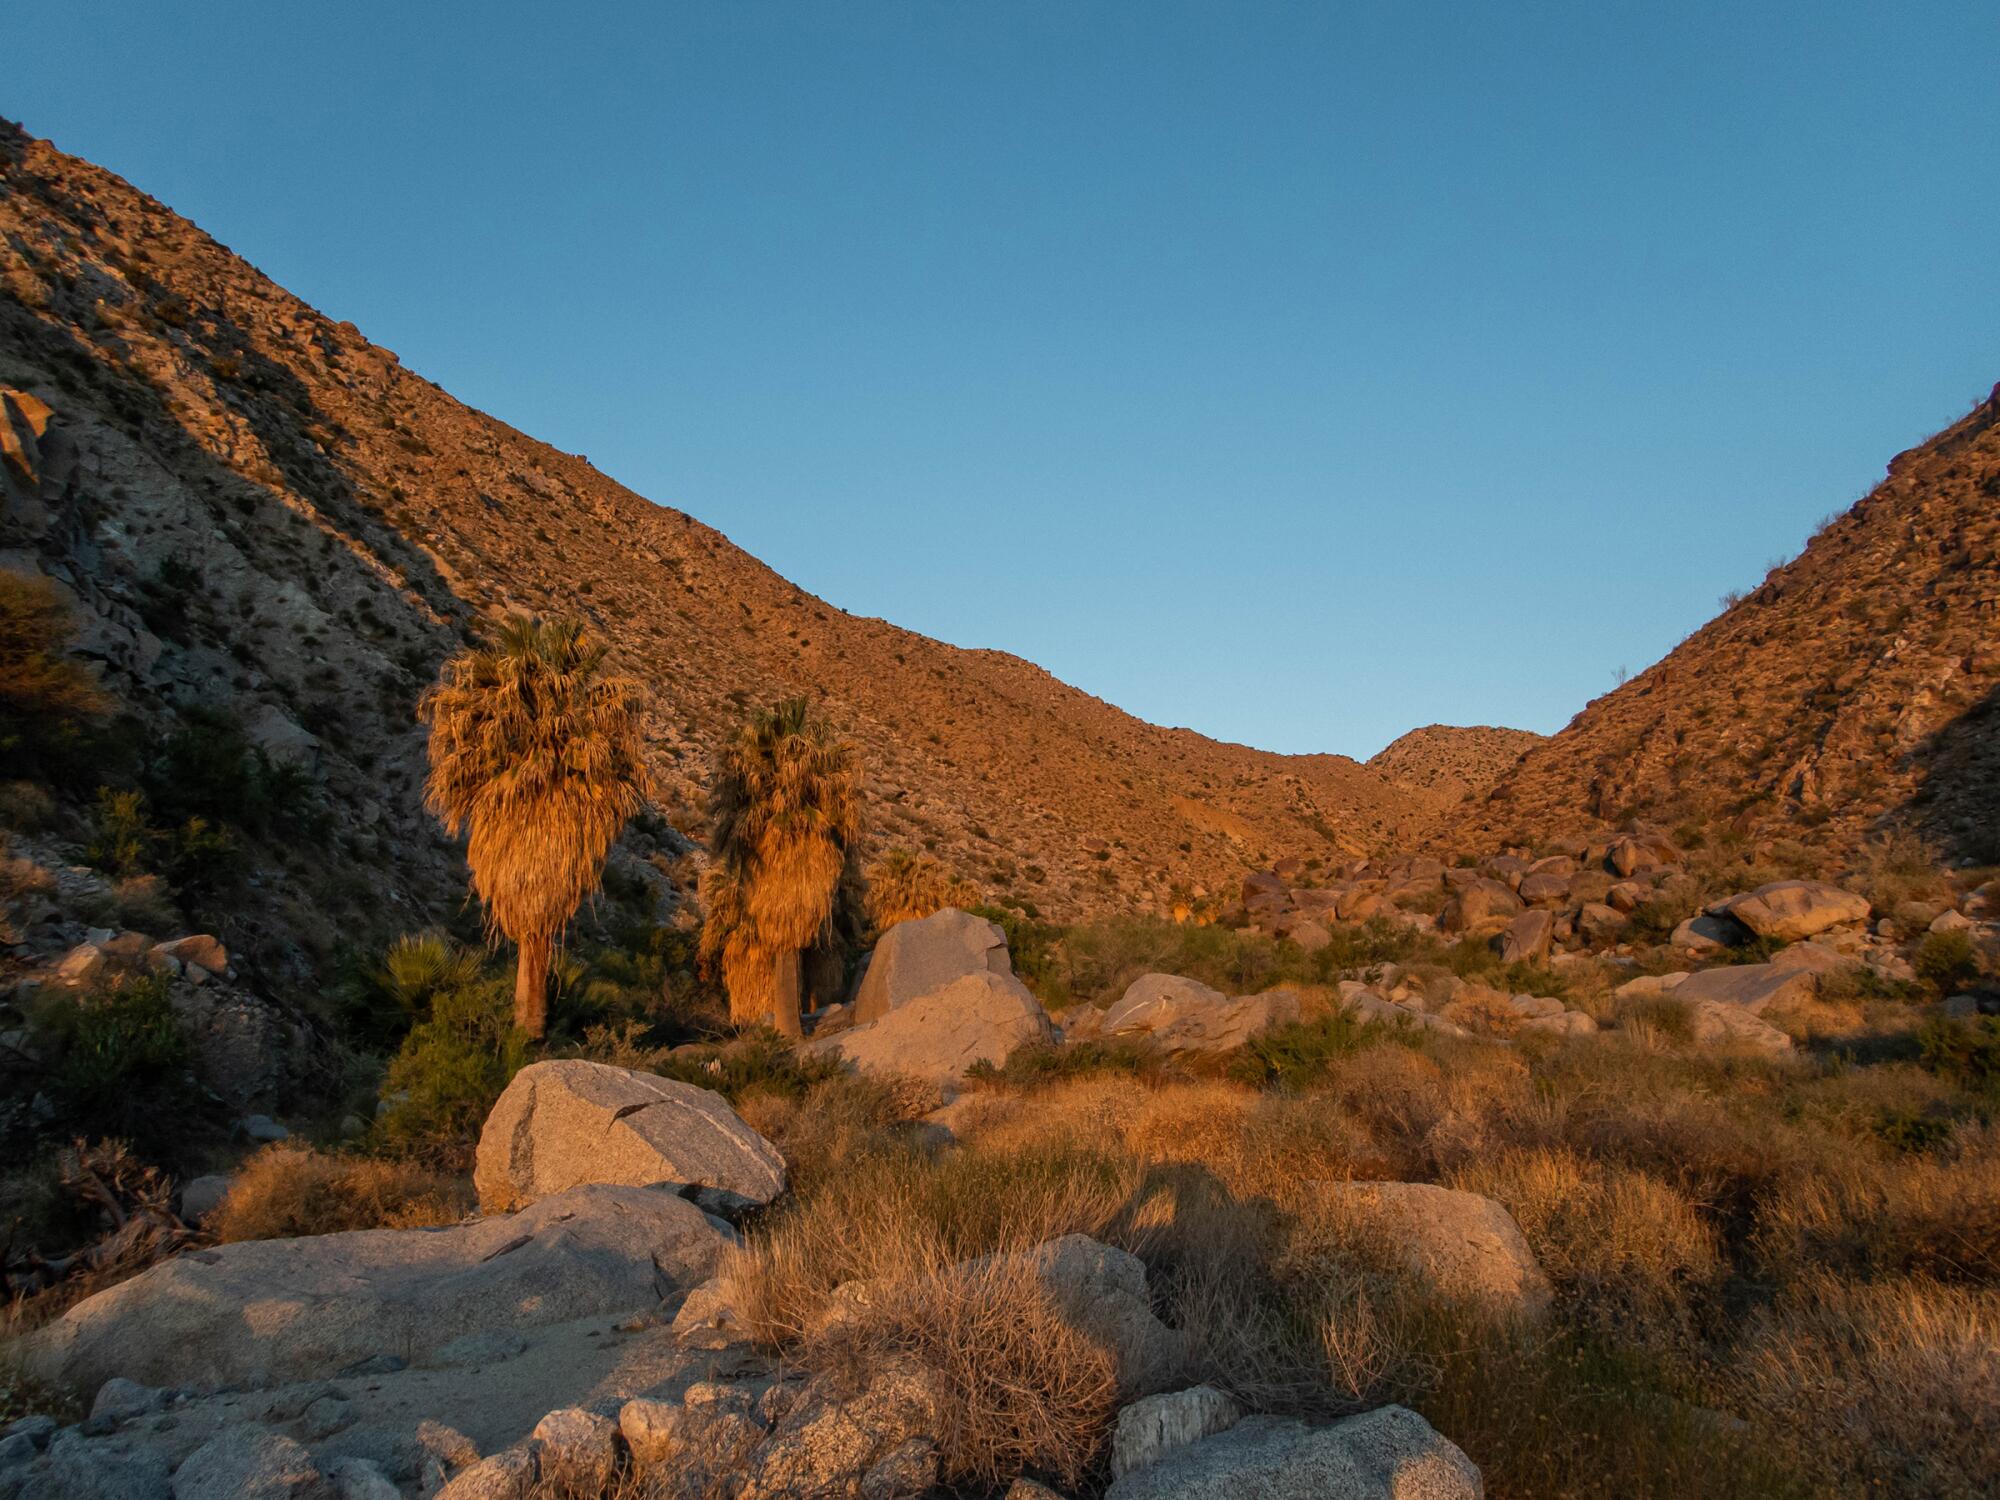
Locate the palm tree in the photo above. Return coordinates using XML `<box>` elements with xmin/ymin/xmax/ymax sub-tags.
<box><xmin>866</xmin><ymin>848</ymin><xmax>978</xmax><ymax>930</ymax></box>
<box><xmin>701</xmin><ymin>698</ymin><xmax>861</xmax><ymax>1037</ymax></box>
<box><xmin>419</xmin><ymin>615</ymin><xmax>653</xmax><ymax>1037</ymax></box>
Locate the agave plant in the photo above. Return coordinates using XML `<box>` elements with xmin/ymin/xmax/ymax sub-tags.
<box><xmin>419</xmin><ymin>615</ymin><xmax>653</xmax><ymax>1037</ymax></box>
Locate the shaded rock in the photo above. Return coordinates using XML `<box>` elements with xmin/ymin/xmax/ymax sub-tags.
<box><xmin>36</xmin><ymin>1430</ymin><xmax>172</xmax><ymax>1500</ymax></box>
<box><xmin>91</xmin><ymin>1377</ymin><xmax>166</xmax><ymax>1426</ymax></box>
<box><xmin>1339</xmin><ymin>987</ymin><xmax>1473</xmax><ymax>1039</ymax></box>
<box><xmin>178</xmin><ymin>1174</ymin><xmax>231</xmax><ymax>1226</ymax></box>
<box><xmin>1671</xmin><ymin>914</ymin><xmax>1743</xmax><ymax>955</ymax></box>
<box><xmin>1575</xmin><ymin>902</ymin><xmax>1628</xmax><ymax>943</ymax></box>
<box><xmin>1309</xmin><ymin>1181</ymin><xmax>1551</xmax><ymax>1322</ymax></box>
<box><xmin>853</xmin><ymin>908</ymin><xmax>1012</xmax><ymax>1025</ymax></box>
<box><xmin>171</xmin><ymin>1430</ymin><xmax>327</xmax><ymax>1499</ymax></box>
<box><xmin>1714</xmin><ymin>881</ymin><xmax>1870</xmax><ymax>941</ymax></box>
<box><xmin>474</xmin><ymin>1059</ymin><xmax>785</xmax><ymax>1212</ymax></box>
<box><xmin>1112</xmin><ymin>1385</ymin><xmax>1242</xmax><ymax>1478</ymax></box>
<box><xmin>1682</xmin><ymin>998</ymin><xmax>1793</xmax><ymax>1054</ymax></box>
<box><xmin>25</xmin><ymin>1185</ymin><xmax>728</xmax><ymax>1398</ymax></box>
<box><xmin>1516</xmin><ymin>871</ymin><xmax>1569</xmax><ymax>906</ymax></box>
<box><xmin>1672</xmin><ymin>963</ymin><xmax>1817</xmax><ymax>1015</ymax></box>
<box><xmin>1105</xmin><ymin>1405</ymin><xmax>1480</xmax><ymax>1500</ymax></box>
<box><xmin>1518</xmin><ymin>1010</ymin><xmax>1597</xmax><ymax>1037</ymax></box>
<box><xmin>1101</xmin><ymin>974</ymin><xmax>1301</xmax><ymax>1055</ymax></box>
<box><xmin>153</xmin><ymin>935</ymin><xmax>228</xmax><ymax>976</ymax></box>
<box><xmin>811</xmin><ymin>970</ymin><xmax>1052</xmax><ymax>1085</ymax></box>
<box><xmin>1496</xmin><ymin>910</ymin><xmax>1552</xmax><ymax>964</ymax></box>
<box><xmin>1440</xmin><ymin>879</ymin><xmax>1522</xmax><ymax>937</ymax></box>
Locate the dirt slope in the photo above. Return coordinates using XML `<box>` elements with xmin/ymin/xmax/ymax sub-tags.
<box><xmin>0</xmin><ymin>120</ymin><xmax>1439</xmax><ymax>960</ymax></box>
<box><xmin>1367</xmin><ymin>726</ymin><xmax>1543</xmax><ymax>808</ymax></box>
<box><xmin>1448</xmin><ymin>388</ymin><xmax>2000</xmax><ymax>862</ymax></box>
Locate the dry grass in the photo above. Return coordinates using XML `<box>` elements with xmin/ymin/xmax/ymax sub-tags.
<box><xmin>207</xmin><ymin>1144</ymin><xmax>471</xmax><ymax>1242</ymax></box>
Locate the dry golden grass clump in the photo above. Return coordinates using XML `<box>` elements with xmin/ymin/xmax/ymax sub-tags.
<box><xmin>207</xmin><ymin>1144</ymin><xmax>471</xmax><ymax>1243</ymax></box>
<box><xmin>864</xmin><ymin>848</ymin><xmax>979</xmax><ymax>929</ymax></box>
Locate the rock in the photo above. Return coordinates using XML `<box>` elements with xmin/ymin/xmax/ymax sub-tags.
<box><xmin>853</xmin><ymin>908</ymin><xmax>1013</xmax><ymax>1024</ymax></box>
<box><xmin>1309</xmin><ymin>1181</ymin><xmax>1551</xmax><ymax>1322</ymax></box>
<box><xmin>171</xmin><ymin>1430</ymin><xmax>327</xmax><ymax>1499</ymax></box>
<box><xmin>1112</xmin><ymin>1385</ymin><xmax>1243</xmax><ymax>1477</ymax></box>
<box><xmin>436</xmin><ymin>1446</ymin><xmax>537</xmax><ymax>1500</ymax></box>
<box><xmin>1682</xmin><ymin>998</ymin><xmax>1793</xmax><ymax>1054</ymax></box>
<box><xmin>740</xmin><ymin>1361</ymin><xmax>941</xmax><ymax>1500</ymax></box>
<box><xmin>178</xmin><ymin>1174</ymin><xmax>231</xmax><ymax>1225</ymax></box>
<box><xmin>1575</xmin><ymin>902</ymin><xmax>1628</xmax><ymax>943</ymax></box>
<box><xmin>1100</xmin><ymin>975</ymin><xmax>1301</xmax><ymax>1054</ymax></box>
<box><xmin>1497</xmin><ymin>910</ymin><xmax>1553</xmax><ymax>964</ymax></box>
<box><xmin>530</xmin><ymin>1409</ymin><xmax>617</xmax><ymax>1487</ymax></box>
<box><xmin>243</xmin><ymin>703</ymin><xmax>320</xmax><ymax>771</ymax></box>
<box><xmin>91</xmin><ymin>1377</ymin><xmax>166</xmax><ymax>1425</ymax></box>
<box><xmin>1288</xmin><ymin>918</ymin><xmax>1333</xmax><ymax>953</ymax></box>
<box><xmin>1768</xmin><ymin>941</ymin><xmax>1853</xmax><ymax>976</ymax></box>
<box><xmin>1930</xmin><ymin>909</ymin><xmax>1974</xmax><ymax>934</ymax></box>
<box><xmin>55</xmin><ymin>942</ymin><xmax>109</xmax><ymax>985</ymax></box>
<box><xmin>238</xmin><ymin>1114</ymin><xmax>290</xmax><ymax>1143</ymax></box>
<box><xmin>324</xmin><ymin>1458</ymin><xmax>400</xmax><ymax>1500</ymax></box>
<box><xmin>978</xmin><ymin>1235</ymin><xmax>1186</xmax><ymax>1395</ymax></box>
<box><xmin>1606</xmin><ymin>880</ymin><xmax>1648</xmax><ymax>914</ymax></box>
<box><xmin>24</xmin><ymin>1184</ymin><xmax>728</xmax><ymax>1398</ymax></box>
<box><xmin>36</xmin><ymin>1429</ymin><xmax>173</xmax><ymax>1500</ymax></box>
<box><xmin>1714</xmin><ymin>881</ymin><xmax>1870</xmax><ymax>941</ymax></box>
<box><xmin>1516</xmin><ymin>871</ymin><xmax>1570</xmax><ymax>906</ymax></box>
<box><xmin>153</xmin><ymin>935</ymin><xmax>228</xmax><ymax>976</ymax></box>
<box><xmin>1942</xmin><ymin>994</ymin><xmax>1979</xmax><ymax>1019</ymax></box>
<box><xmin>1006</xmin><ymin>1479</ymin><xmax>1068</xmax><ymax>1500</ymax></box>
<box><xmin>618</xmin><ymin>1397</ymin><xmax>684</xmax><ymax>1465</ymax></box>
<box><xmin>1671</xmin><ymin>914</ymin><xmax>1743</xmax><ymax>954</ymax></box>
<box><xmin>1671</xmin><ymin>963</ymin><xmax>1817</xmax><ymax>1015</ymax></box>
<box><xmin>300</xmin><ymin>1394</ymin><xmax>354</xmax><ymax>1439</ymax></box>
<box><xmin>1440</xmin><ymin>879</ymin><xmax>1523</xmax><ymax>937</ymax></box>
<box><xmin>811</xmin><ymin>970</ymin><xmax>1052</xmax><ymax>1085</ymax></box>
<box><xmin>1339</xmin><ymin>988</ymin><xmax>1473</xmax><ymax>1038</ymax></box>
<box><xmin>1518</xmin><ymin>1010</ymin><xmax>1597</xmax><ymax>1037</ymax></box>
<box><xmin>434</xmin><ymin>1327</ymin><xmax>529</xmax><ymax>1367</ymax></box>
<box><xmin>474</xmin><ymin>1059</ymin><xmax>786</xmax><ymax>1212</ymax></box>
<box><xmin>671</xmin><ymin>1276</ymin><xmax>747</xmax><ymax>1348</ymax></box>
<box><xmin>1105</xmin><ymin>1405</ymin><xmax>1480</xmax><ymax>1500</ymax></box>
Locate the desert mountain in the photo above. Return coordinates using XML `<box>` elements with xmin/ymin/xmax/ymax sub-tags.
<box><xmin>0</xmin><ymin>120</ymin><xmax>1459</xmax><ymax>972</ymax></box>
<box><xmin>1366</xmin><ymin>725</ymin><xmax>1542</xmax><ymax>808</ymax></box>
<box><xmin>1448</xmin><ymin>388</ymin><xmax>2000</xmax><ymax>863</ymax></box>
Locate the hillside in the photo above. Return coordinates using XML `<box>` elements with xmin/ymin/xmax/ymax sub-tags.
<box><xmin>0</xmin><ymin>120</ymin><xmax>1440</xmax><ymax>979</ymax></box>
<box><xmin>1366</xmin><ymin>725</ymin><xmax>1542</xmax><ymax>807</ymax></box>
<box><xmin>1447</xmin><ymin>387</ymin><xmax>2000</xmax><ymax>862</ymax></box>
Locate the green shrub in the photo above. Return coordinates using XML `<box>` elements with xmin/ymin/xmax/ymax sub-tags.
<box><xmin>375</xmin><ymin>977</ymin><xmax>529</xmax><ymax>1158</ymax></box>
<box><xmin>1229</xmin><ymin>1008</ymin><xmax>1414</xmax><ymax>1089</ymax></box>
<box><xmin>1915</xmin><ymin>1016</ymin><xmax>2000</xmax><ymax>1090</ymax></box>
<box><xmin>31</xmin><ymin>974</ymin><xmax>192</xmax><ymax>1151</ymax></box>
<box><xmin>1914</xmin><ymin>930</ymin><xmax>1979</xmax><ymax>997</ymax></box>
<box><xmin>966</xmin><ymin>1038</ymin><xmax>1165</xmax><ymax>1089</ymax></box>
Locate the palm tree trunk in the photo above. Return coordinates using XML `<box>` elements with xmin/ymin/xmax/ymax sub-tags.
<box><xmin>771</xmin><ymin>948</ymin><xmax>804</xmax><ymax>1039</ymax></box>
<box><xmin>515</xmin><ymin>930</ymin><xmax>551</xmax><ymax>1038</ymax></box>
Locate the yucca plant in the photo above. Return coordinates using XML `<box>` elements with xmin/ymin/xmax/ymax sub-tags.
<box><xmin>701</xmin><ymin>698</ymin><xmax>862</xmax><ymax>1036</ymax></box>
<box><xmin>866</xmin><ymin>847</ymin><xmax>978</xmax><ymax>930</ymax></box>
<box><xmin>419</xmin><ymin>615</ymin><xmax>653</xmax><ymax>1037</ymax></box>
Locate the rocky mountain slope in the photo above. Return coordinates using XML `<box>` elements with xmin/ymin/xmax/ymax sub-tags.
<box><xmin>1366</xmin><ymin>725</ymin><xmax>1542</xmax><ymax>807</ymax></box>
<box><xmin>0</xmin><ymin>119</ymin><xmax>1452</xmax><ymax>972</ymax></box>
<box><xmin>1447</xmin><ymin>387</ymin><xmax>2000</xmax><ymax>862</ymax></box>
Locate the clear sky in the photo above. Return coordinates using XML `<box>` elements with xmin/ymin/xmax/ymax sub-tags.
<box><xmin>12</xmin><ymin>4</ymin><xmax>1997</xmax><ymax>758</ymax></box>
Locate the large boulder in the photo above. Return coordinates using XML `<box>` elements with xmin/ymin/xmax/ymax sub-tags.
<box><xmin>1113</xmin><ymin>1386</ymin><xmax>1243</xmax><ymax>1478</ymax></box>
<box><xmin>1106</xmin><ymin>1406</ymin><xmax>1480</xmax><ymax>1500</ymax></box>
<box><xmin>739</xmin><ymin>1361</ymin><xmax>941</xmax><ymax>1500</ymax></box>
<box><xmin>1440</xmin><ymin>879</ymin><xmax>1522</xmax><ymax>937</ymax></box>
<box><xmin>1671</xmin><ymin>913</ymin><xmax>1743</xmax><ymax>955</ymax></box>
<box><xmin>1309</xmin><ymin>1181</ymin><xmax>1551</xmax><ymax>1322</ymax></box>
<box><xmin>1100</xmin><ymin>975</ymin><xmax>1301</xmax><ymax>1055</ymax></box>
<box><xmin>1496</xmin><ymin>910</ymin><xmax>1553</xmax><ymax>964</ymax></box>
<box><xmin>23</xmin><ymin>1185</ymin><xmax>729</xmax><ymax>1399</ymax></box>
<box><xmin>474</xmin><ymin>1060</ymin><xmax>785</xmax><ymax>1212</ymax></box>
<box><xmin>852</xmin><ymin>908</ymin><xmax>1012</xmax><ymax>1024</ymax></box>
<box><xmin>1670</xmin><ymin>963</ymin><xmax>1816</xmax><ymax>1015</ymax></box>
<box><xmin>811</xmin><ymin>970</ymin><xmax>1052</xmax><ymax>1085</ymax></box>
<box><xmin>1681</xmin><ymin>998</ymin><xmax>1793</xmax><ymax>1054</ymax></box>
<box><xmin>1712</xmin><ymin>881</ymin><xmax>1870</xmax><ymax>942</ymax></box>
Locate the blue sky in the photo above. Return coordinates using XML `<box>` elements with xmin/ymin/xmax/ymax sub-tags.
<box><xmin>12</xmin><ymin>3</ymin><xmax>1996</xmax><ymax>757</ymax></box>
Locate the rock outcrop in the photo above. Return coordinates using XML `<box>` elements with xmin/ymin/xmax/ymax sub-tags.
<box><xmin>473</xmin><ymin>1060</ymin><xmax>786</xmax><ymax>1213</ymax></box>
<box><xmin>851</xmin><ymin>908</ymin><xmax>1012</xmax><ymax>1024</ymax></box>
<box><xmin>1099</xmin><ymin>974</ymin><xmax>1301</xmax><ymax>1054</ymax></box>
<box><xmin>1308</xmin><ymin>1181</ymin><xmax>1552</xmax><ymax>1322</ymax></box>
<box><xmin>1105</xmin><ymin>1405</ymin><xmax>1481</xmax><ymax>1499</ymax></box>
<box><xmin>810</xmin><ymin>970</ymin><xmax>1053</xmax><ymax>1085</ymax></box>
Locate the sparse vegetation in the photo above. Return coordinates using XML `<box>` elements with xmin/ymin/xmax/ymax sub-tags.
<box><xmin>207</xmin><ymin>1143</ymin><xmax>470</xmax><ymax>1242</ymax></box>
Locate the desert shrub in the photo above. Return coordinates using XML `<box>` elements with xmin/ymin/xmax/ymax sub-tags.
<box><xmin>83</xmin><ymin>786</ymin><xmax>244</xmax><ymax>898</ymax></box>
<box><xmin>1732</xmin><ymin>1274</ymin><xmax>2000</xmax><ymax>1499</ymax></box>
<box><xmin>29</xmin><ymin>974</ymin><xmax>193</xmax><ymax>1152</ymax></box>
<box><xmin>374</xmin><ymin>977</ymin><xmax>529</xmax><ymax>1159</ymax></box>
<box><xmin>338</xmin><ymin>929</ymin><xmax>489</xmax><ymax>1049</ymax></box>
<box><xmin>1916</xmin><ymin>1016</ymin><xmax>2000</xmax><ymax>1091</ymax></box>
<box><xmin>966</xmin><ymin>1037</ymin><xmax>1166</xmax><ymax>1089</ymax></box>
<box><xmin>1852</xmin><ymin>831</ymin><xmax>1954</xmax><ymax>914</ymax></box>
<box><xmin>0</xmin><ymin>568</ymin><xmax>109</xmax><ymax>779</ymax></box>
<box><xmin>1229</xmin><ymin>1008</ymin><xmax>1413</xmax><ymax>1089</ymax></box>
<box><xmin>640</xmin><ymin>1030</ymin><xmax>847</xmax><ymax>1105</ymax></box>
<box><xmin>1914</xmin><ymin>929</ymin><xmax>1980</xmax><ymax>996</ymax></box>
<box><xmin>208</xmin><ymin>1143</ymin><xmax>470</xmax><ymax>1242</ymax></box>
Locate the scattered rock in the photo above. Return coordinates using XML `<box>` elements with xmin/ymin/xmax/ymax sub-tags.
<box><xmin>1714</xmin><ymin>881</ymin><xmax>1870</xmax><ymax>941</ymax></box>
<box><xmin>1671</xmin><ymin>914</ymin><xmax>1744</xmax><ymax>954</ymax></box>
<box><xmin>811</xmin><ymin>970</ymin><xmax>1052</xmax><ymax>1085</ymax></box>
<box><xmin>436</xmin><ymin>1445</ymin><xmax>538</xmax><ymax>1500</ymax></box>
<box><xmin>739</xmin><ymin>1361</ymin><xmax>941</xmax><ymax>1500</ymax></box>
<box><xmin>1112</xmin><ymin>1385</ymin><xmax>1243</xmax><ymax>1477</ymax></box>
<box><xmin>178</xmin><ymin>1175</ymin><xmax>231</xmax><ymax>1226</ymax></box>
<box><xmin>1308</xmin><ymin>1181</ymin><xmax>1552</xmax><ymax>1322</ymax></box>
<box><xmin>1497</xmin><ymin>909</ymin><xmax>1553</xmax><ymax>963</ymax></box>
<box><xmin>852</xmin><ymin>908</ymin><xmax>1012</xmax><ymax>1024</ymax></box>
<box><xmin>1105</xmin><ymin>1405</ymin><xmax>1480</xmax><ymax>1500</ymax></box>
<box><xmin>1100</xmin><ymin>974</ymin><xmax>1301</xmax><ymax>1054</ymax></box>
<box><xmin>530</xmin><ymin>1409</ymin><xmax>617</xmax><ymax>1488</ymax></box>
<box><xmin>473</xmin><ymin>1059</ymin><xmax>786</xmax><ymax>1213</ymax></box>
<box><xmin>1681</xmin><ymin>998</ymin><xmax>1794</xmax><ymax>1054</ymax></box>
<box><xmin>1671</xmin><ymin>963</ymin><xmax>1817</xmax><ymax>1015</ymax></box>
<box><xmin>171</xmin><ymin>1429</ymin><xmax>325</xmax><ymax>1499</ymax></box>
<box><xmin>1440</xmin><ymin>879</ymin><xmax>1523</xmax><ymax>937</ymax></box>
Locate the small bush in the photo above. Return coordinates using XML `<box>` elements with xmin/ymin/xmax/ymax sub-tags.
<box><xmin>209</xmin><ymin>1143</ymin><xmax>470</xmax><ymax>1242</ymax></box>
<box><xmin>1230</xmin><ymin>1009</ymin><xmax>1413</xmax><ymax>1089</ymax></box>
<box><xmin>966</xmin><ymin>1038</ymin><xmax>1166</xmax><ymax>1090</ymax></box>
<box><xmin>1916</xmin><ymin>1016</ymin><xmax>2000</xmax><ymax>1091</ymax></box>
<box><xmin>375</xmin><ymin>977</ymin><xmax>529</xmax><ymax>1160</ymax></box>
<box><xmin>30</xmin><ymin>974</ymin><xmax>193</xmax><ymax>1151</ymax></box>
<box><xmin>1914</xmin><ymin>930</ymin><xmax>1980</xmax><ymax>996</ymax></box>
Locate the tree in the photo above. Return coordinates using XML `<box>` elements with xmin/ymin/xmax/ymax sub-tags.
<box><xmin>701</xmin><ymin>698</ymin><xmax>861</xmax><ymax>1037</ymax></box>
<box><xmin>419</xmin><ymin>615</ymin><xmax>653</xmax><ymax>1037</ymax></box>
<box><xmin>866</xmin><ymin>848</ymin><xmax>978</xmax><ymax>930</ymax></box>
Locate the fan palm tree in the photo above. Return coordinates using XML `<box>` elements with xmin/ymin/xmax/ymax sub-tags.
<box><xmin>866</xmin><ymin>848</ymin><xmax>979</xmax><ymax>929</ymax></box>
<box><xmin>419</xmin><ymin>615</ymin><xmax>653</xmax><ymax>1037</ymax></box>
<box><xmin>701</xmin><ymin>698</ymin><xmax>861</xmax><ymax>1037</ymax></box>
